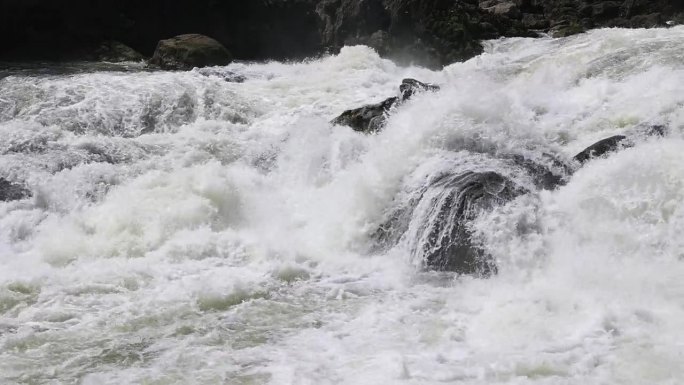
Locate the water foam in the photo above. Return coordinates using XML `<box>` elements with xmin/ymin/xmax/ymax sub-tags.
<box><xmin>1</xmin><ymin>28</ymin><xmax>684</xmax><ymax>384</ymax></box>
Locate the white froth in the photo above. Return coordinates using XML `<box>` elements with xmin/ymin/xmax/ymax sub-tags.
<box><xmin>1</xmin><ymin>28</ymin><xmax>684</xmax><ymax>384</ymax></box>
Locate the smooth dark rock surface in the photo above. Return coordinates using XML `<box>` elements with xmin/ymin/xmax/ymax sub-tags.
<box><xmin>149</xmin><ymin>34</ymin><xmax>232</xmax><ymax>70</ymax></box>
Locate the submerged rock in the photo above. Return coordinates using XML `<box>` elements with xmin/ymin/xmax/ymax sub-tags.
<box><xmin>149</xmin><ymin>34</ymin><xmax>232</xmax><ymax>70</ymax></box>
<box><xmin>195</xmin><ymin>67</ymin><xmax>246</xmax><ymax>83</ymax></box>
<box><xmin>333</xmin><ymin>78</ymin><xmax>440</xmax><ymax>133</ymax></box>
<box><xmin>0</xmin><ymin>179</ymin><xmax>30</xmax><ymax>202</ymax></box>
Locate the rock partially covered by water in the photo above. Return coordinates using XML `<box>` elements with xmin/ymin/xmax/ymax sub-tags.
<box><xmin>332</xmin><ymin>97</ymin><xmax>399</xmax><ymax>133</ymax></box>
<box><xmin>415</xmin><ymin>171</ymin><xmax>526</xmax><ymax>275</ymax></box>
<box><xmin>574</xmin><ymin>135</ymin><xmax>629</xmax><ymax>164</ymax></box>
<box><xmin>573</xmin><ymin>125</ymin><xmax>667</xmax><ymax>165</ymax></box>
<box><xmin>149</xmin><ymin>34</ymin><xmax>233</xmax><ymax>70</ymax></box>
<box><xmin>0</xmin><ymin>179</ymin><xmax>30</xmax><ymax>202</ymax></box>
<box><xmin>400</xmin><ymin>78</ymin><xmax>440</xmax><ymax>101</ymax></box>
<box><xmin>332</xmin><ymin>78</ymin><xmax>440</xmax><ymax>133</ymax></box>
<box><xmin>374</xmin><ymin>167</ymin><xmax>531</xmax><ymax>276</ymax></box>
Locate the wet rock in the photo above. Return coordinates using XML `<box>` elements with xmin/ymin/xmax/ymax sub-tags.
<box><xmin>333</xmin><ymin>78</ymin><xmax>440</xmax><ymax>133</ymax></box>
<box><xmin>510</xmin><ymin>154</ymin><xmax>570</xmax><ymax>190</ymax></box>
<box><xmin>574</xmin><ymin>125</ymin><xmax>669</xmax><ymax>165</ymax></box>
<box><xmin>645</xmin><ymin>124</ymin><xmax>667</xmax><ymax>137</ymax></box>
<box><xmin>0</xmin><ymin>179</ymin><xmax>30</xmax><ymax>202</ymax></box>
<box><xmin>149</xmin><ymin>34</ymin><xmax>232</xmax><ymax>70</ymax></box>
<box><xmin>400</xmin><ymin>78</ymin><xmax>440</xmax><ymax>101</ymax></box>
<box><xmin>574</xmin><ymin>135</ymin><xmax>629</xmax><ymax>164</ymax></box>
<box><xmin>94</xmin><ymin>41</ymin><xmax>145</xmax><ymax>62</ymax></box>
<box><xmin>417</xmin><ymin>171</ymin><xmax>526</xmax><ymax>275</ymax></box>
<box><xmin>375</xmin><ymin>170</ymin><xmax>527</xmax><ymax>276</ymax></box>
<box><xmin>332</xmin><ymin>97</ymin><xmax>398</xmax><ymax>133</ymax></box>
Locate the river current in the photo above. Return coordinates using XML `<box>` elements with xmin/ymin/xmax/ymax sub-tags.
<box><xmin>1</xmin><ymin>27</ymin><xmax>684</xmax><ymax>384</ymax></box>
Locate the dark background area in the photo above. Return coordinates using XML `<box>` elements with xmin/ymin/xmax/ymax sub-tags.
<box><xmin>0</xmin><ymin>0</ymin><xmax>322</xmax><ymax>61</ymax></box>
<box><xmin>1</xmin><ymin>0</ymin><xmax>683</xmax><ymax>65</ymax></box>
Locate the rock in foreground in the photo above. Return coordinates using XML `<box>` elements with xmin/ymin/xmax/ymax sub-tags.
<box><xmin>150</xmin><ymin>34</ymin><xmax>233</xmax><ymax>70</ymax></box>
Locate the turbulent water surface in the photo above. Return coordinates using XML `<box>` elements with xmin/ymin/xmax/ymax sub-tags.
<box><xmin>2</xmin><ymin>27</ymin><xmax>684</xmax><ymax>384</ymax></box>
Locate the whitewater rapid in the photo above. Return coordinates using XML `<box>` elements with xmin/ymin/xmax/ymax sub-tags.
<box><xmin>1</xmin><ymin>27</ymin><xmax>684</xmax><ymax>384</ymax></box>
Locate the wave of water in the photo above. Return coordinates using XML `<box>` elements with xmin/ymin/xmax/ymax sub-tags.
<box><xmin>1</xmin><ymin>27</ymin><xmax>684</xmax><ymax>384</ymax></box>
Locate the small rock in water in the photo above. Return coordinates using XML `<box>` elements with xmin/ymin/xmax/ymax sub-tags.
<box><xmin>574</xmin><ymin>135</ymin><xmax>630</xmax><ymax>164</ymax></box>
<box><xmin>149</xmin><ymin>34</ymin><xmax>233</xmax><ymax>70</ymax></box>
<box><xmin>399</xmin><ymin>78</ymin><xmax>440</xmax><ymax>101</ymax></box>
<box><xmin>0</xmin><ymin>179</ymin><xmax>30</xmax><ymax>202</ymax></box>
<box><xmin>574</xmin><ymin>125</ymin><xmax>668</xmax><ymax>165</ymax></box>
<box><xmin>333</xmin><ymin>78</ymin><xmax>440</xmax><ymax>133</ymax></box>
<box><xmin>332</xmin><ymin>97</ymin><xmax>398</xmax><ymax>133</ymax></box>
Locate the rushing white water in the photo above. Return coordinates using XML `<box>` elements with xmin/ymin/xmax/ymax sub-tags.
<box><xmin>1</xmin><ymin>27</ymin><xmax>684</xmax><ymax>384</ymax></box>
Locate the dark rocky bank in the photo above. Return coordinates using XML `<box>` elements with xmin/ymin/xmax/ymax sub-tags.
<box><xmin>2</xmin><ymin>0</ymin><xmax>683</xmax><ymax>67</ymax></box>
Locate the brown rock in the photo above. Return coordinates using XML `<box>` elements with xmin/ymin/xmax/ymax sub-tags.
<box><xmin>149</xmin><ymin>34</ymin><xmax>232</xmax><ymax>70</ymax></box>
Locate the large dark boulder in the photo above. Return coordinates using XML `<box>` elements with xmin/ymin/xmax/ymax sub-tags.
<box><xmin>415</xmin><ymin>171</ymin><xmax>526</xmax><ymax>275</ymax></box>
<box><xmin>372</xmin><ymin>149</ymin><xmax>571</xmax><ymax>276</ymax></box>
<box><xmin>374</xmin><ymin>169</ymin><xmax>529</xmax><ymax>276</ymax></box>
<box><xmin>0</xmin><ymin>179</ymin><xmax>30</xmax><ymax>202</ymax></box>
<box><xmin>149</xmin><ymin>34</ymin><xmax>233</xmax><ymax>70</ymax></box>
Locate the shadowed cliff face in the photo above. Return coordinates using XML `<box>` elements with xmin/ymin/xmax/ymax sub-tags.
<box><xmin>1</xmin><ymin>0</ymin><xmax>683</xmax><ymax>65</ymax></box>
<box><xmin>0</xmin><ymin>0</ymin><xmax>322</xmax><ymax>61</ymax></box>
